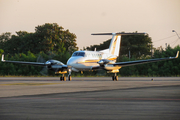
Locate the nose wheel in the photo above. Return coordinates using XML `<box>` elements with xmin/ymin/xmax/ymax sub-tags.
<box><xmin>60</xmin><ymin>76</ymin><xmax>66</xmax><ymax>81</ymax></box>
<box><xmin>60</xmin><ymin>69</ymin><xmax>72</xmax><ymax>81</ymax></box>
<box><xmin>60</xmin><ymin>74</ymin><xmax>66</xmax><ymax>81</ymax></box>
<box><xmin>60</xmin><ymin>76</ymin><xmax>71</xmax><ymax>81</ymax></box>
<box><xmin>112</xmin><ymin>73</ymin><xmax>118</xmax><ymax>81</ymax></box>
<box><xmin>68</xmin><ymin>68</ymin><xmax>72</xmax><ymax>81</ymax></box>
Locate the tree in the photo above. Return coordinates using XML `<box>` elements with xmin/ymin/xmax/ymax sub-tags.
<box><xmin>34</xmin><ymin>23</ymin><xmax>78</xmax><ymax>54</ymax></box>
<box><xmin>0</xmin><ymin>32</ymin><xmax>11</xmax><ymax>50</ymax></box>
<box><xmin>121</xmin><ymin>33</ymin><xmax>152</xmax><ymax>58</ymax></box>
<box><xmin>0</xmin><ymin>23</ymin><xmax>78</xmax><ymax>55</ymax></box>
<box><xmin>85</xmin><ymin>40</ymin><xmax>111</xmax><ymax>51</ymax></box>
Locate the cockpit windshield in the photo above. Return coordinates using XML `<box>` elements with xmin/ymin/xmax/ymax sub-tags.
<box><xmin>72</xmin><ymin>52</ymin><xmax>85</xmax><ymax>57</ymax></box>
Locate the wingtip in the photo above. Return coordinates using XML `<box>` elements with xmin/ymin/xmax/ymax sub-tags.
<box><xmin>176</xmin><ymin>51</ymin><xmax>179</xmax><ymax>58</ymax></box>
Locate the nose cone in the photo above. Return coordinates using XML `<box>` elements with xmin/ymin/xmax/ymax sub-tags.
<box><xmin>67</xmin><ymin>57</ymin><xmax>76</xmax><ymax>67</ymax></box>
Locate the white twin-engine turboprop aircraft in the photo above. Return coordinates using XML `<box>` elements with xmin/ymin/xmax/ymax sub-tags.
<box><xmin>1</xmin><ymin>33</ymin><xmax>179</xmax><ymax>81</ymax></box>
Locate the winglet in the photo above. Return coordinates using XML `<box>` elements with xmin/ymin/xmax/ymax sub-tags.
<box><xmin>1</xmin><ymin>54</ymin><xmax>4</xmax><ymax>62</ymax></box>
<box><xmin>176</xmin><ymin>51</ymin><xmax>179</xmax><ymax>58</ymax></box>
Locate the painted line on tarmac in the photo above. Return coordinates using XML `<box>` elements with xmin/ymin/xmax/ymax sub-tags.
<box><xmin>1</xmin><ymin>97</ymin><xmax>180</xmax><ymax>101</ymax></box>
<box><xmin>0</xmin><ymin>83</ymin><xmax>62</xmax><ymax>86</ymax></box>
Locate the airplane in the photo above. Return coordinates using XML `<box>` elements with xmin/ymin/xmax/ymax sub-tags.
<box><xmin>1</xmin><ymin>32</ymin><xmax>179</xmax><ymax>81</ymax></box>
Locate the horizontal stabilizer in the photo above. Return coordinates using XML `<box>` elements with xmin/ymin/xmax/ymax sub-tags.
<box><xmin>91</xmin><ymin>32</ymin><xmax>146</xmax><ymax>35</ymax></box>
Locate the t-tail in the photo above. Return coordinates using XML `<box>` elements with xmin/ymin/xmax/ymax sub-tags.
<box><xmin>91</xmin><ymin>32</ymin><xmax>146</xmax><ymax>57</ymax></box>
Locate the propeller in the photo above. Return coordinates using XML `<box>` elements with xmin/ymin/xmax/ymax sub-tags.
<box><xmin>37</xmin><ymin>55</ymin><xmax>48</xmax><ymax>76</ymax></box>
<box><xmin>37</xmin><ymin>54</ymin><xmax>54</xmax><ymax>76</ymax></box>
<box><xmin>37</xmin><ymin>52</ymin><xmax>68</xmax><ymax>76</ymax></box>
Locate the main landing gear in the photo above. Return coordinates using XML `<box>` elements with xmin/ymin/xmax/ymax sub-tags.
<box><xmin>112</xmin><ymin>73</ymin><xmax>118</xmax><ymax>81</ymax></box>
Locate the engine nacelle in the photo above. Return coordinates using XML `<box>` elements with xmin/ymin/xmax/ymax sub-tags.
<box><xmin>97</xmin><ymin>59</ymin><xmax>115</xmax><ymax>66</ymax></box>
<box><xmin>104</xmin><ymin>64</ymin><xmax>121</xmax><ymax>71</ymax></box>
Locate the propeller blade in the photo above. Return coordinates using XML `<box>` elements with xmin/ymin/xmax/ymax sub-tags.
<box><xmin>37</xmin><ymin>55</ymin><xmax>46</xmax><ymax>63</ymax></box>
<box><xmin>40</xmin><ymin>66</ymin><xmax>48</xmax><ymax>76</ymax></box>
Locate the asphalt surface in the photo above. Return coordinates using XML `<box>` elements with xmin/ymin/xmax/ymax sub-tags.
<box><xmin>0</xmin><ymin>77</ymin><xmax>180</xmax><ymax>120</ymax></box>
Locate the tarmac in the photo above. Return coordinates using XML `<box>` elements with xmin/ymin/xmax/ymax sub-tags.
<box><xmin>0</xmin><ymin>77</ymin><xmax>180</xmax><ymax>120</ymax></box>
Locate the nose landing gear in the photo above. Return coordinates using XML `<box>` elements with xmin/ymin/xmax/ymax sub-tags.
<box><xmin>68</xmin><ymin>68</ymin><xmax>72</xmax><ymax>81</ymax></box>
<box><xmin>60</xmin><ymin>69</ymin><xmax>72</xmax><ymax>81</ymax></box>
<box><xmin>112</xmin><ymin>73</ymin><xmax>118</xmax><ymax>81</ymax></box>
<box><xmin>60</xmin><ymin>74</ymin><xmax>66</xmax><ymax>81</ymax></box>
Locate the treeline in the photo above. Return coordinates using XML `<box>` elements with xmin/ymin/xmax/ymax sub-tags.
<box><xmin>84</xmin><ymin>34</ymin><xmax>180</xmax><ymax>76</ymax></box>
<box><xmin>118</xmin><ymin>45</ymin><xmax>180</xmax><ymax>76</ymax></box>
<box><xmin>81</xmin><ymin>45</ymin><xmax>180</xmax><ymax>77</ymax></box>
<box><xmin>0</xmin><ymin>23</ymin><xmax>78</xmax><ymax>55</ymax></box>
<box><xmin>0</xmin><ymin>23</ymin><xmax>77</xmax><ymax>76</ymax></box>
<box><xmin>0</xmin><ymin>26</ymin><xmax>179</xmax><ymax>76</ymax></box>
<box><xmin>0</xmin><ymin>51</ymin><xmax>71</xmax><ymax>76</ymax></box>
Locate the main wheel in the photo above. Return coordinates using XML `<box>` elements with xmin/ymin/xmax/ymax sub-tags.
<box><xmin>112</xmin><ymin>76</ymin><xmax>115</xmax><ymax>81</ymax></box>
<box><xmin>63</xmin><ymin>77</ymin><xmax>66</xmax><ymax>81</ymax></box>
<box><xmin>115</xmin><ymin>76</ymin><xmax>118</xmax><ymax>81</ymax></box>
<box><xmin>60</xmin><ymin>76</ymin><xmax>63</xmax><ymax>81</ymax></box>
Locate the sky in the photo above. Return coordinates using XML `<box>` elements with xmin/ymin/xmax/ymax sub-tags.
<box><xmin>0</xmin><ymin>0</ymin><xmax>180</xmax><ymax>50</ymax></box>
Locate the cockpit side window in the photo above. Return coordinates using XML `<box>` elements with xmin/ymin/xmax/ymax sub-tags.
<box><xmin>72</xmin><ymin>52</ymin><xmax>85</xmax><ymax>57</ymax></box>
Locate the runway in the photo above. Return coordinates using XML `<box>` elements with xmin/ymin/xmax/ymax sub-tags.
<box><xmin>0</xmin><ymin>77</ymin><xmax>180</xmax><ymax>120</ymax></box>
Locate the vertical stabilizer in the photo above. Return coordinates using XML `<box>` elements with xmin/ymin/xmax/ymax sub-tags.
<box><xmin>92</xmin><ymin>32</ymin><xmax>146</xmax><ymax>57</ymax></box>
<box><xmin>109</xmin><ymin>34</ymin><xmax>121</xmax><ymax>57</ymax></box>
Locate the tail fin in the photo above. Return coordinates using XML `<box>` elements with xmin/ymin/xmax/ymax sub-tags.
<box><xmin>109</xmin><ymin>34</ymin><xmax>121</xmax><ymax>56</ymax></box>
<box><xmin>91</xmin><ymin>32</ymin><xmax>146</xmax><ymax>57</ymax></box>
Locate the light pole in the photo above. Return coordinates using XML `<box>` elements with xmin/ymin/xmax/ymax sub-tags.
<box><xmin>172</xmin><ymin>30</ymin><xmax>180</xmax><ymax>39</ymax></box>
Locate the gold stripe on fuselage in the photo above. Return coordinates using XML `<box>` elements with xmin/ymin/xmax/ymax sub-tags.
<box><xmin>78</xmin><ymin>57</ymin><xmax>117</xmax><ymax>63</ymax></box>
<box><xmin>107</xmin><ymin>57</ymin><xmax>117</xmax><ymax>61</ymax></box>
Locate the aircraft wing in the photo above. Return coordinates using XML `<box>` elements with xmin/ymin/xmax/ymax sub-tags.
<box><xmin>1</xmin><ymin>54</ymin><xmax>45</xmax><ymax>66</ymax></box>
<box><xmin>112</xmin><ymin>51</ymin><xmax>179</xmax><ymax>67</ymax></box>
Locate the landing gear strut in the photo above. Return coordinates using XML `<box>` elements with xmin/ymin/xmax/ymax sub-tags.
<box><xmin>68</xmin><ymin>75</ymin><xmax>72</xmax><ymax>81</ymax></box>
<box><xmin>112</xmin><ymin>73</ymin><xmax>118</xmax><ymax>81</ymax></box>
<box><xmin>68</xmin><ymin>69</ymin><xmax>72</xmax><ymax>81</ymax></box>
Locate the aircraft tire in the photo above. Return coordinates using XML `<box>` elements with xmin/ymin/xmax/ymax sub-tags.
<box><xmin>115</xmin><ymin>76</ymin><xmax>118</xmax><ymax>81</ymax></box>
<box><xmin>60</xmin><ymin>77</ymin><xmax>63</xmax><ymax>81</ymax></box>
<box><xmin>63</xmin><ymin>77</ymin><xmax>66</xmax><ymax>81</ymax></box>
<box><xmin>112</xmin><ymin>76</ymin><xmax>115</xmax><ymax>81</ymax></box>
